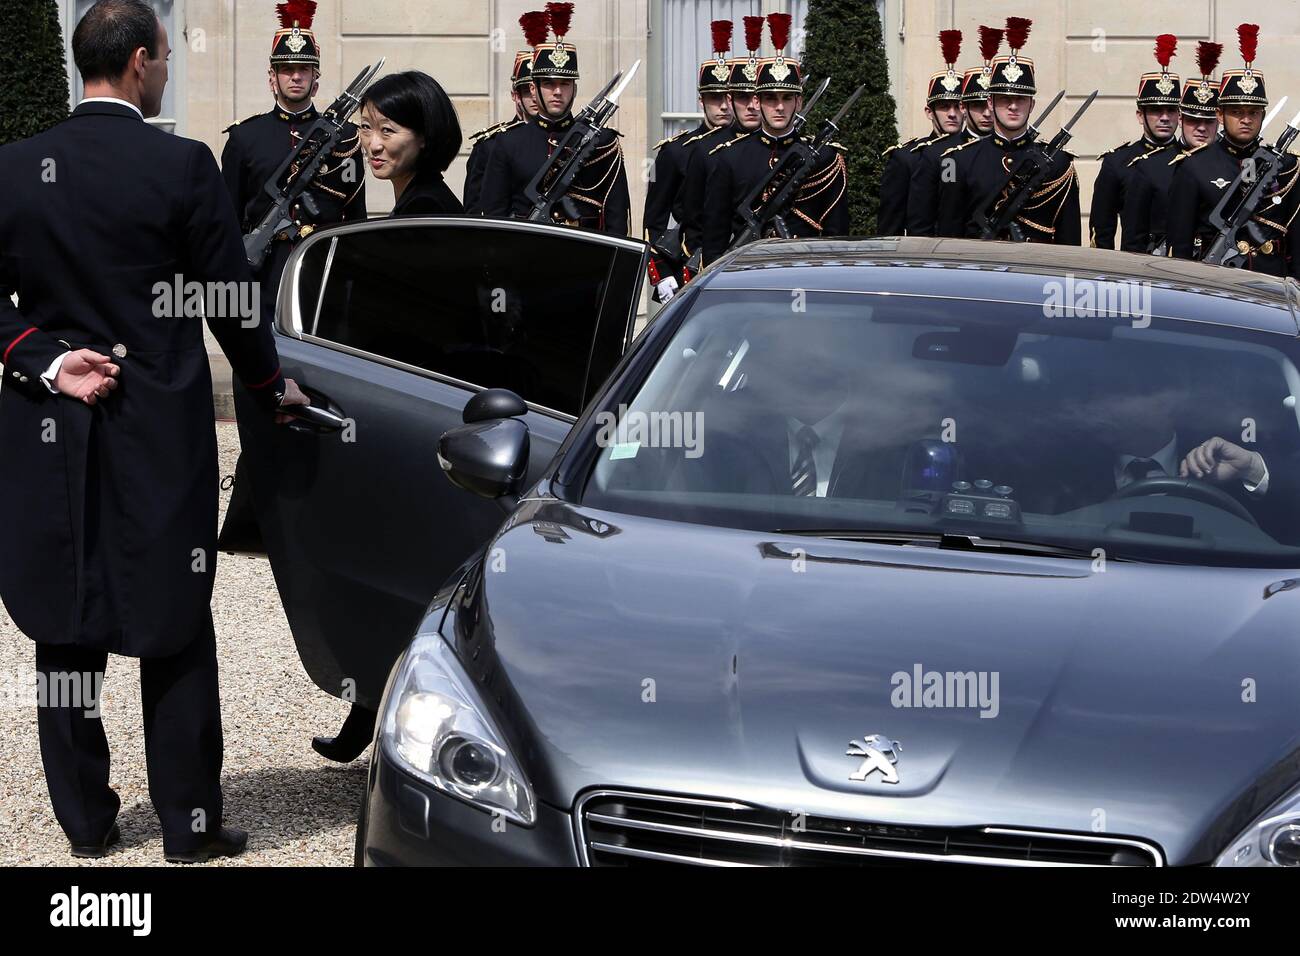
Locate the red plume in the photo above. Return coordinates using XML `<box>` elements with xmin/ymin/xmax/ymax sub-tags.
<box><xmin>276</xmin><ymin>0</ymin><xmax>316</xmax><ymax>29</ymax></box>
<box><xmin>978</xmin><ymin>25</ymin><xmax>1003</xmax><ymax>62</ymax></box>
<box><xmin>743</xmin><ymin>15</ymin><xmax>764</xmax><ymax>53</ymax></box>
<box><xmin>546</xmin><ymin>2</ymin><xmax>573</xmax><ymax>40</ymax></box>
<box><xmin>711</xmin><ymin>20</ymin><xmax>733</xmax><ymax>56</ymax></box>
<box><xmin>939</xmin><ymin>30</ymin><xmax>962</xmax><ymax>65</ymax></box>
<box><xmin>1005</xmin><ymin>16</ymin><xmax>1032</xmax><ymax>51</ymax></box>
<box><xmin>519</xmin><ymin>10</ymin><xmax>550</xmax><ymax>49</ymax></box>
<box><xmin>767</xmin><ymin>12</ymin><xmax>792</xmax><ymax>52</ymax></box>
<box><xmin>1154</xmin><ymin>34</ymin><xmax>1177</xmax><ymax>68</ymax></box>
<box><xmin>1197</xmin><ymin>41</ymin><xmax>1222</xmax><ymax>78</ymax></box>
<box><xmin>1238</xmin><ymin>22</ymin><xmax>1259</xmax><ymax>63</ymax></box>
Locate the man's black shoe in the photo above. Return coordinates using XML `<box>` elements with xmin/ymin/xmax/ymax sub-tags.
<box><xmin>163</xmin><ymin>826</ymin><xmax>248</xmax><ymax>864</ymax></box>
<box><xmin>70</xmin><ymin>823</ymin><xmax>120</xmax><ymax>859</ymax></box>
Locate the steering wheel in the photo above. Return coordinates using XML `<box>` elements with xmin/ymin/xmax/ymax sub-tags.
<box><xmin>1112</xmin><ymin>476</ymin><xmax>1258</xmax><ymax>527</ymax></box>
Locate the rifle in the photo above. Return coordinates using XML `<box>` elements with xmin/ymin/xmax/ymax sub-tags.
<box><xmin>243</xmin><ymin>58</ymin><xmax>385</xmax><ymax>270</ymax></box>
<box><xmin>724</xmin><ymin>79</ymin><xmax>859</xmax><ymax>252</ymax></box>
<box><xmin>1204</xmin><ymin>97</ymin><xmax>1300</xmax><ymax>267</ymax></box>
<box><xmin>524</xmin><ymin>61</ymin><xmax>640</xmax><ymax>225</ymax></box>
<box><xmin>977</xmin><ymin>89</ymin><xmax>1097</xmax><ymax>241</ymax></box>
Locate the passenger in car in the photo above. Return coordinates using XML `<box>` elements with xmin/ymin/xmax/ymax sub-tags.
<box><xmin>358</xmin><ymin>71</ymin><xmax>465</xmax><ymax>218</ymax></box>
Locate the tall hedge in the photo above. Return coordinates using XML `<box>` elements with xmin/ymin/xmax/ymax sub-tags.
<box><xmin>0</xmin><ymin>0</ymin><xmax>71</xmax><ymax>146</ymax></box>
<box><xmin>800</xmin><ymin>0</ymin><xmax>898</xmax><ymax>235</ymax></box>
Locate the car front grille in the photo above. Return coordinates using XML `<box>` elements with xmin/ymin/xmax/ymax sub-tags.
<box><xmin>575</xmin><ymin>791</ymin><xmax>1163</xmax><ymax>867</ymax></box>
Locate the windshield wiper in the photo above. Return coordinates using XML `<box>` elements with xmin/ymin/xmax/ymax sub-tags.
<box><xmin>775</xmin><ymin>529</ymin><xmax>1113</xmax><ymax>561</ymax></box>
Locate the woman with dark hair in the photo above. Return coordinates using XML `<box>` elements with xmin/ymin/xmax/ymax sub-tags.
<box><xmin>359</xmin><ymin>70</ymin><xmax>464</xmax><ymax>217</ymax></box>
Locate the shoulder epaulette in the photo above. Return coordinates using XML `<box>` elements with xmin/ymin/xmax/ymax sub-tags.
<box><xmin>470</xmin><ymin>119</ymin><xmax>520</xmax><ymax>143</ymax></box>
<box><xmin>1169</xmin><ymin>142</ymin><xmax>1210</xmax><ymax>165</ymax></box>
<box><xmin>653</xmin><ymin>128</ymin><xmax>690</xmax><ymax>150</ymax></box>
<box><xmin>709</xmin><ymin>132</ymin><xmax>750</xmax><ymax>155</ymax></box>
<box><xmin>1126</xmin><ymin>143</ymin><xmax>1173</xmax><ymax>167</ymax></box>
<box><xmin>681</xmin><ymin>129</ymin><xmax>717</xmax><ymax>147</ymax></box>
<box><xmin>881</xmin><ymin>137</ymin><xmax>918</xmax><ymax>158</ymax></box>
<box><xmin>1099</xmin><ymin>138</ymin><xmax>1139</xmax><ymax>159</ymax></box>
<box><xmin>941</xmin><ymin>138</ymin><xmax>980</xmax><ymax>158</ymax></box>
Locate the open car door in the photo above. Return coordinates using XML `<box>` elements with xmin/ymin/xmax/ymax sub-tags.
<box><xmin>230</xmin><ymin>218</ymin><xmax>645</xmax><ymax>710</ymax></box>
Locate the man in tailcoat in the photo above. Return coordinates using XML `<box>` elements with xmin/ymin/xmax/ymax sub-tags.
<box><xmin>0</xmin><ymin>0</ymin><xmax>305</xmax><ymax>863</ymax></box>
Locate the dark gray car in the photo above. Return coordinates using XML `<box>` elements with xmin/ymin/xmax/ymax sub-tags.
<box><xmin>233</xmin><ymin>226</ymin><xmax>1300</xmax><ymax>867</ymax></box>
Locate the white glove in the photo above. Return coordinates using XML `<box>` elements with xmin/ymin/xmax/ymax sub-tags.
<box><xmin>656</xmin><ymin>276</ymin><xmax>679</xmax><ymax>302</ymax></box>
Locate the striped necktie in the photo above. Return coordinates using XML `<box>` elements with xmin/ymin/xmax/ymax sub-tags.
<box><xmin>792</xmin><ymin>425</ymin><xmax>819</xmax><ymax>496</ymax></box>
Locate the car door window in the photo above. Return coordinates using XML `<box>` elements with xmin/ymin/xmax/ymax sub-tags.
<box><xmin>295</xmin><ymin>221</ymin><xmax>639</xmax><ymax>416</ymax></box>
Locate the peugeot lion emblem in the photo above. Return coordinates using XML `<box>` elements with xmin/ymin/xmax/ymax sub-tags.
<box><xmin>847</xmin><ymin>734</ymin><xmax>902</xmax><ymax>784</ymax></box>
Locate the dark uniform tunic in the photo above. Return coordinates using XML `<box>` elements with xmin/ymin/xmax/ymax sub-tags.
<box><xmin>644</xmin><ymin>122</ymin><xmax>714</xmax><ymax>292</ymax></box>
<box><xmin>1119</xmin><ymin>139</ymin><xmax>1184</xmax><ymax>254</ymax></box>
<box><xmin>935</xmin><ymin>130</ymin><xmax>1082</xmax><ymax>244</ymax></box>
<box><xmin>392</xmin><ymin>170</ymin><xmax>465</xmax><ymax>217</ymax></box>
<box><xmin>906</xmin><ymin>128</ymin><xmax>980</xmax><ymax>236</ymax></box>
<box><xmin>1166</xmin><ymin>136</ymin><xmax>1300</xmax><ymax>276</ymax></box>
<box><xmin>220</xmin><ymin>103</ymin><xmax>367</xmax><ymax>321</ymax></box>
<box><xmin>477</xmin><ymin>112</ymin><xmax>631</xmax><ymax>236</ymax></box>
<box><xmin>877</xmin><ymin>131</ymin><xmax>941</xmax><ymax>235</ymax></box>
<box><xmin>1089</xmin><ymin>135</ymin><xmax>1168</xmax><ymax>248</ymax></box>
<box><xmin>463</xmin><ymin>118</ymin><xmax>522</xmax><ymax>215</ymax></box>
<box><xmin>701</xmin><ymin>127</ymin><xmax>850</xmax><ymax>265</ymax></box>
<box><xmin>679</xmin><ymin>123</ymin><xmax>746</xmax><ymax>264</ymax></box>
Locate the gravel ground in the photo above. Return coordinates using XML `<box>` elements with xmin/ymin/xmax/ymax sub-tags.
<box><xmin>0</xmin><ymin>421</ymin><xmax>362</xmax><ymax>866</ymax></box>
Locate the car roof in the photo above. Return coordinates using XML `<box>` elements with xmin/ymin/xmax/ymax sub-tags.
<box><xmin>701</xmin><ymin>238</ymin><xmax>1300</xmax><ymax>337</ymax></box>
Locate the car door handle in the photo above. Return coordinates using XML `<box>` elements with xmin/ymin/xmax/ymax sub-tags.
<box><xmin>282</xmin><ymin>398</ymin><xmax>347</xmax><ymax>431</ymax></box>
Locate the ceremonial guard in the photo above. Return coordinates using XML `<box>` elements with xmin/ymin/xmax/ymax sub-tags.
<box><xmin>220</xmin><ymin>1</ymin><xmax>366</xmax><ymax>318</ymax></box>
<box><xmin>700</xmin><ymin>13</ymin><xmax>849</xmax><ymax>264</ymax></box>
<box><xmin>1122</xmin><ymin>41</ymin><xmax>1221</xmax><ymax>255</ymax></box>
<box><xmin>478</xmin><ymin>2</ymin><xmax>630</xmax><ymax>235</ymax></box>
<box><xmin>906</xmin><ymin>26</ymin><xmax>1000</xmax><ymax>236</ymax></box>
<box><xmin>1167</xmin><ymin>24</ymin><xmax>1300</xmax><ymax>276</ymax></box>
<box><xmin>216</xmin><ymin>1</ymin><xmax>365</xmax><ymax>556</ymax></box>
<box><xmin>878</xmin><ymin>30</ymin><xmax>965</xmax><ymax>235</ymax></box>
<box><xmin>463</xmin><ymin>14</ymin><xmax>542</xmax><ymax>215</ymax></box>
<box><xmin>935</xmin><ymin>17</ymin><xmax>1081</xmax><ymax>244</ymax></box>
<box><xmin>1089</xmin><ymin>35</ymin><xmax>1181</xmax><ymax>248</ymax></box>
<box><xmin>677</xmin><ymin>15</ymin><xmax>766</xmax><ymax>269</ymax></box>
<box><xmin>643</xmin><ymin>20</ymin><xmax>735</xmax><ymax>303</ymax></box>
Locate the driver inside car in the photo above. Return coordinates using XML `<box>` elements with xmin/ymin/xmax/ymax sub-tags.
<box><xmin>1057</xmin><ymin>353</ymin><xmax>1279</xmax><ymax>516</ymax></box>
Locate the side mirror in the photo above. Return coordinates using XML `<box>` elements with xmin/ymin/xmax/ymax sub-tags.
<box><xmin>463</xmin><ymin>387</ymin><xmax>528</xmax><ymax>423</ymax></box>
<box><xmin>437</xmin><ymin>418</ymin><xmax>530</xmax><ymax>504</ymax></box>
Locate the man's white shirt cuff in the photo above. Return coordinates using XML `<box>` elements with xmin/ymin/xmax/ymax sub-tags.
<box><xmin>1244</xmin><ymin>454</ymin><xmax>1270</xmax><ymax>495</ymax></box>
<box><xmin>40</xmin><ymin>352</ymin><xmax>67</xmax><ymax>394</ymax></box>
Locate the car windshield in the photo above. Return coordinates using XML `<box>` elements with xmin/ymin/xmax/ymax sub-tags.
<box><xmin>581</xmin><ymin>287</ymin><xmax>1300</xmax><ymax>568</ymax></box>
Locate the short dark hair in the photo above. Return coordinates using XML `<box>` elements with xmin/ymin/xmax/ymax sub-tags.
<box><xmin>73</xmin><ymin>0</ymin><xmax>160</xmax><ymax>84</ymax></box>
<box><xmin>361</xmin><ymin>71</ymin><xmax>463</xmax><ymax>175</ymax></box>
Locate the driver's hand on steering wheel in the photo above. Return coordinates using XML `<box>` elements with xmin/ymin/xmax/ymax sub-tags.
<box><xmin>1178</xmin><ymin>436</ymin><xmax>1266</xmax><ymax>486</ymax></box>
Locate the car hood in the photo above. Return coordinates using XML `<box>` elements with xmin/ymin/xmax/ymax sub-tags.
<box><xmin>445</xmin><ymin>499</ymin><xmax>1300</xmax><ymax>864</ymax></box>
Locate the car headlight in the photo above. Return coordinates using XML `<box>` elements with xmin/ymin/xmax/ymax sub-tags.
<box><xmin>1214</xmin><ymin>780</ymin><xmax>1300</xmax><ymax>866</ymax></box>
<box><xmin>380</xmin><ymin>631</ymin><xmax>535</xmax><ymax>826</ymax></box>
